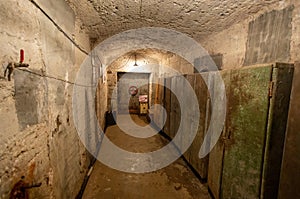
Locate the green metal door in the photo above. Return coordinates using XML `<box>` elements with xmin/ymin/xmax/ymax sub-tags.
<box><xmin>208</xmin><ymin>64</ymin><xmax>294</xmax><ymax>199</ymax></box>
<box><xmin>220</xmin><ymin>66</ymin><xmax>272</xmax><ymax>199</ymax></box>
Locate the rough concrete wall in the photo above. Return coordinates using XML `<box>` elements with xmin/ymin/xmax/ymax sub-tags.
<box><xmin>160</xmin><ymin>52</ymin><xmax>194</xmax><ymax>76</ymax></box>
<box><xmin>200</xmin><ymin>1</ymin><xmax>300</xmax><ymax>197</ymax></box>
<box><xmin>200</xmin><ymin>15</ymin><xmax>248</xmax><ymax>70</ymax></box>
<box><xmin>0</xmin><ymin>0</ymin><xmax>91</xmax><ymax>198</ymax></box>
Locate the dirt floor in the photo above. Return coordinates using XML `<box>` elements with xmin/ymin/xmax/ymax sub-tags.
<box><xmin>82</xmin><ymin>114</ymin><xmax>211</xmax><ymax>199</ymax></box>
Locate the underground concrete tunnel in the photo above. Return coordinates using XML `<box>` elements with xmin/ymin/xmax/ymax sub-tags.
<box><xmin>1</xmin><ymin>0</ymin><xmax>300</xmax><ymax>199</ymax></box>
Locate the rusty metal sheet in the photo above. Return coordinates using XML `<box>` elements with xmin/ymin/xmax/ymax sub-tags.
<box><xmin>220</xmin><ymin>65</ymin><xmax>273</xmax><ymax>199</ymax></box>
<box><xmin>206</xmin><ymin>64</ymin><xmax>294</xmax><ymax>199</ymax></box>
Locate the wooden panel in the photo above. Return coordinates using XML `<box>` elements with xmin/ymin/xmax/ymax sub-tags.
<box><xmin>221</xmin><ymin>66</ymin><xmax>273</xmax><ymax>199</ymax></box>
<box><xmin>182</xmin><ymin>75</ymin><xmax>195</xmax><ymax>161</ymax></box>
<box><xmin>207</xmin><ymin>70</ymin><xmax>231</xmax><ymax>199</ymax></box>
<box><xmin>153</xmin><ymin>78</ymin><xmax>165</xmax><ymax>128</ymax></box>
<box><xmin>188</xmin><ymin>73</ymin><xmax>210</xmax><ymax>179</ymax></box>
<box><xmin>174</xmin><ymin>76</ymin><xmax>185</xmax><ymax>153</ymax></box>
<box><xmin>159</xmin><ymin>78</ymin><xmax>166</xmax><ymax>129</ymax></box>
<box><xmin>163</xmin><ymin>78</ymin><xmax>172</xmax><ymax>137</ymax></box>
<box><xmin>170</xmin><ymin>76</ymin><xmax>181</xmax><ymax>139</ymax></box>
<box><xmin>169</xmin><ymin>77</ymin><xmax>176</xmax><ymax>139</ymax></box>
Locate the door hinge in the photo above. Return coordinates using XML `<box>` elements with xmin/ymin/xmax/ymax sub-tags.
<box><xmin>269</xmin><ymin>81</ymin><xmax>274</xmax><ymax>97</ymax></box>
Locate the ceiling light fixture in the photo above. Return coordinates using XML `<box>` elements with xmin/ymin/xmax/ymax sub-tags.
<box><xmin>139</xmin><ymin>0</ymin><xmax>143</xmax><ymax>18</ymax></box>
<box><xmin>133</xmin><ymin>53</ymin><xmax>138</xmax><ymax>66</ymax></box>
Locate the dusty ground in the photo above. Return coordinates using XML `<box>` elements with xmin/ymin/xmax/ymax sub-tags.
<box><xmin>82</xmin><ymin>114</ymin><xmax>211</xmax><ymax>199</ymax></box>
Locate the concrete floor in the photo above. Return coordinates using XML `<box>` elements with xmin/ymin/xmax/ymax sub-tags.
<box><xmin>82</xmin><ymin>115</ymin><xmax>211</xmax><ymax>199</ymax></box>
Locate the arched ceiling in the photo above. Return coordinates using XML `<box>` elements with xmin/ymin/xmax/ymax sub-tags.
<box><xmin>66</xmin><ymin>0</ymin><xmax>279</xmax><ymax>42</ymax></box>
<box><xmin>107</xmin><ymin>48</ymin><xmax>190</xmax><ymax>71</ymax></box>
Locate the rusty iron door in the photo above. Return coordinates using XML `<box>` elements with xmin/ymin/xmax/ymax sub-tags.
<box><xmin>208</xmin><ymin>64</ymin><xmax>294</xmax><ymax>199</ymax></box>
<box><xmin>220</xmin><ymin>66</ymin><xmax>272</xmax><ymax>199</ymax></box>
<box><xmin>117</xmin><ymin>72</ymin><xmax>150</xmax><ymax>114</ymax></box>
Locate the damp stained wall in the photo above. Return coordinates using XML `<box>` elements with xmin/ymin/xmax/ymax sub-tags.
<box><xmin>0</xmin><ymin>0</ymin><xmax>92</xmax><ymax>198</ymax></box>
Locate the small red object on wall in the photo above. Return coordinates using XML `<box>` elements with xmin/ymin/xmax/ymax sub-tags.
<box><xmin>20</xmin><ymin>49</ymin><xmax>24</xmax><ymax>63</ymax></box>
<box><xmin>139</xmin><ymin>95</ymin><xmax>148</xmax><ymax>102</ymax></box>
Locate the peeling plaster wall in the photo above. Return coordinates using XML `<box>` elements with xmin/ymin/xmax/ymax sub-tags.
<box><xmin>200</xmin><ymin>1</ymin><xmax>300</xmax><ymax>198</ymax></box>
<box><xmin>0</xmin><ymin>0</ymin><xmax>91</xmax><ymax>198</ymax></box>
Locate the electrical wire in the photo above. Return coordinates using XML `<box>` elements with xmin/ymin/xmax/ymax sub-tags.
<box><xmin>16</xmin><ymin>68</ymin><xmax>96</xmax><ymax>88</ymax></box>
<box><xmin>15</xmin><ymin>1</ymin><xmax>96</xmax><ymax>87</ymax></box>
<box><xmin>29</xmin><ymin>0</ymin><xmax>89</xmax><ymax>55</ymax></box>
<box><xmin>110</xmin><ymin>52</ymin><xmax>159</xmax><ymax>70</ymax></box>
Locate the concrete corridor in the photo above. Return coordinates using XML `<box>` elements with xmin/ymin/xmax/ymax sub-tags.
<box><xmin>82</xmin><ymin>115</ymin><xmax>211</xmax><ymax>199</ymax></box>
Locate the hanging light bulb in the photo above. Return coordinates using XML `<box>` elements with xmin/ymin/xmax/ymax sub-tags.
<box><xmin>133</xmin><ymin>53</ymin><xmax>138</xmax><ymax>66</ymax></box>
